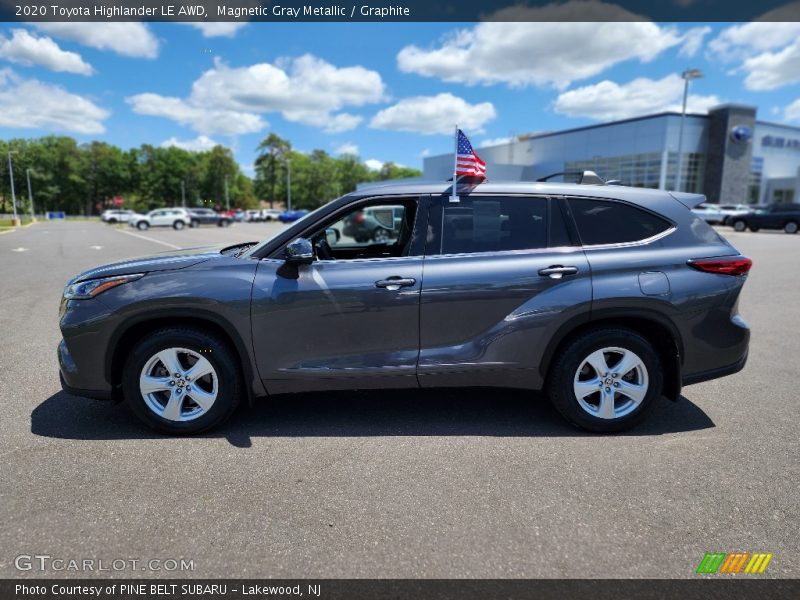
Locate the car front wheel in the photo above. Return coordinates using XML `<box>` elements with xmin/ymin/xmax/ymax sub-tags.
<box><xmin>732</xmin><ymin>219</ymin><xmax>747</xmax><ymax>232</ymax></box>
<box><xmin>547</xmin><ymin>328</ymin><xmax>662</xmax><ymax>433</ymax></box>
<box><xmin>122</xmin><ymin>327</ymin><xmax>242</xmax><ymax>435</ymax></box>
<box><xmin>136</xmin><ymin>221</ymin><xmax>149</xmax><ymax>230</ymax></box>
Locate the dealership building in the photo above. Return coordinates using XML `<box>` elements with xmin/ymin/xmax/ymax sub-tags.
<box><xmin>424</xmin><ymin>105</ymin><xmax>800</xmax><ymax>205</ymax></box>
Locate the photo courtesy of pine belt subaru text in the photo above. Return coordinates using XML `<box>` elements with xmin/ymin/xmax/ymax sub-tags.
<box><xmin>58</xmin><ymin>177</ymin><xmax>751</xmax><ymax>435</ymax></box>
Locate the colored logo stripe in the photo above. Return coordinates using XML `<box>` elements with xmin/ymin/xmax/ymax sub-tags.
<box><xmin>696</xmin><ymin>552</ymin><xmax>773</xmax><ymax>574</ymax></box>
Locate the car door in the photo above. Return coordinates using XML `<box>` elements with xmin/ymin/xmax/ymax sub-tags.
<box><xmin>417</xmin><ymin>194</ymin><xmax>592</xmax><ymax>390</ymax></box>
<box><xmin>250</xmin><ymin>196</ymin><xmax>428</xmax><ymax>393</ymax></box>
<box><xmin>149</xmin><ymin>210</ymin><xmax>166</xmax><ymax>226</ymax></box>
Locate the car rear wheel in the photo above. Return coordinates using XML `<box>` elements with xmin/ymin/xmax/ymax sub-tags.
<box><xmin>173</xmin><ymin>220</ymin><xmax>186</xmax><ymax>230</ymax></box>
<box><xmin>218</xmin><ymin>220</ymin><xmax>231</xmax><ymax>227</ymax></box>
<box><xmin>547</xmin><ymin>328</ymin><xmax>662</xmax><ymax>433</ymax></box>
<box><xmin>136</xmin><ymin>221</ymin><xmax>149</xmax><ymax>230</ymax></box>
<box><xmin>784</xmin><ymin>221</ymin><xmax>798</xmax><ymax>234</ymax></box>
<box><xmin>732</xmin><ymin>219</ymin><xmax>747</xmax><ymax>232</ymax></box>
<box><xmin>372</xmin><ymin>227</ymin><xmax>390</xmax><ymax>242</ymax></box>
<box><xmin>122</xmin><ymin>328</ymin><xmax>242</xmax><ymax>435</ymax></box>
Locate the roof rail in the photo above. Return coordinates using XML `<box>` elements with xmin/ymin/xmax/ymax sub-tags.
<box><xmin>536</xmin><ymin>170</ymin><xmax>606</xmax><ymax>185</ymax></box>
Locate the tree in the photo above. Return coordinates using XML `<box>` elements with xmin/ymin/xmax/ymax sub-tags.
<box><xmin>255</xmin><ymin>133</ymin><xmax>291</xmax><ymax>208</ymax></box>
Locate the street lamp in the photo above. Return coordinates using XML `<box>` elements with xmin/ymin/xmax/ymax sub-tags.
<box><xmin>675</xmin><ymin>68</ymin><xmax>703</xmax><ymax>192</ymax></box>
<box><xmin>26</xmin><ymin>168</ymin><xmax>34</xmax><ymax>220</ymax></box>
<box><xmin>7</xmin><ymin>150</ymin><xmax>19</xmax><ymax>225</ymax></box>
<box><xmin>284</xmin><ymin>156</ymin><xmax>291</xmax><ymax>212</ymax></box>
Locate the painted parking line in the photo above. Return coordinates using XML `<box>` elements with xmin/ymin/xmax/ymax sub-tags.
<box><xmin>115</xmin><ymin>228</ymin><xmax>182</xmax><ymax>250</ymax></box>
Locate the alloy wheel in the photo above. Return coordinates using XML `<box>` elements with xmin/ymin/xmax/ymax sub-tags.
<box><xmin>573</xmin><ymin>347</ymin><xmax>649</xmax><ymax>420</ymax></box>
<box><xmin>139</xmin><ymin>347</ymin><xmax>218</xmax><ymax>422</ymax></box>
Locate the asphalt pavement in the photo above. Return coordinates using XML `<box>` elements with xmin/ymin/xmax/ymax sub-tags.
<box><xmin>0</xmin><ymin>220</ymin><xmax>797</xmax><ymax>578</ymax></box>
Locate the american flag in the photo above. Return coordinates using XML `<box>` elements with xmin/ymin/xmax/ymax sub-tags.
<box><xmin>455</xmin><ymin>129</ymin><xmax>486</xmax><ymax>179</ymax></box>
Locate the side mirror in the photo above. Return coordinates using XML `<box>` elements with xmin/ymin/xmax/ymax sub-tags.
<box><xmin>325</xmin><ymin>227</ymin><xmax>341</xmax><ymax>245</ymax></box>
<box><xmin>284</xmin><ymin>237</ymin><xmax>314</xmax><ymax>265</ymax></box>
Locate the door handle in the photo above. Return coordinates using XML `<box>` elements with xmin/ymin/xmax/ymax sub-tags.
<box><xmin>375</xmin><ymin>276</ymin><xmax>417</xmax><ymax>290</ymax></box>
<box><xmin>538</xmin><ymin>265</ymin><xmax>579</xmax><ymax>279</ymax></box>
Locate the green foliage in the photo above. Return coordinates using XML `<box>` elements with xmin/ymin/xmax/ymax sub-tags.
<box><xmin>0</xmin><ymin>134</ymin><xmax>422</xmax><ymax>215</ymax></box>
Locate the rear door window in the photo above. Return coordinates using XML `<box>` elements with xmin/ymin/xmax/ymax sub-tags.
<box><xmin>567</xmin><ymin>198</ymin><xmax>672</xmax><ymax>246</ymax></box>
<box><xmin>437</xmin><ymin>196</ymin><xmax>548</xmax><ymax>254</ymax></box>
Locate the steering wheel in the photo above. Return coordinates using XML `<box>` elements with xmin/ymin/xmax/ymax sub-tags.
<box><xmin>314</xmin><ymin>236</ymin><xmax>334</xmax><ymax>261</ymax></box>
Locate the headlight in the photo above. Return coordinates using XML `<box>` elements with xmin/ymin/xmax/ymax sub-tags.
<box><xmin>63</xmin><ymin>273</ymin><xmax>144</xmax><ymax>300</ymax></box>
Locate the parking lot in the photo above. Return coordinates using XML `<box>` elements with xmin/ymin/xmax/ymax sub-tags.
<box><xmin>0</xmin><ymin>219</ymin><xmax>798</xmax><ymax>578</ymax></box>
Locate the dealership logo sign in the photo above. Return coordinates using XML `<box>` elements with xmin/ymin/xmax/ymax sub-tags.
<box><xmin>762</xmin><ymin>135</ymin><xmax>800</xmax><ymax>150</ymax></box>
<box><xmin>696</xmin><ymin>552</ymin><xmax>773</xmax><ymax>574</ymax></box>
<box><xmin>730</xmin><ymin>125</ymin><xmax>753</xmax><ymax>143</ymax></box>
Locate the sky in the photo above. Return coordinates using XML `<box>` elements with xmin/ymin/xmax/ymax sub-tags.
<box><xmin>2</xmin><ymin>20</ymin><xmax>800</xmax><ymax>174</ymax></box>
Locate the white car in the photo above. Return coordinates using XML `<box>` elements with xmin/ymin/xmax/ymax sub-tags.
<box><xmin>129</xmin><ymin>208</ymin><xmax>192</xmax><ymax>231</ymax></box>
<box><xmin>261</xmin><ymin>209</ymin><xmax>283</xmax><ymax>221</ymax></box>
<box><xmin>244</xmin><ymin>209</ymin><xmax>263</xmax><ymax>222</ymax></box>
<box><xmin>692</xmin><ymin>203</ymin><xmax>751</xmax><ymax>225</ymax></box>
<box><xmin>101</xmin><ymin>209</ymin><xmax>134</xmax><ymax>223</ymax></box>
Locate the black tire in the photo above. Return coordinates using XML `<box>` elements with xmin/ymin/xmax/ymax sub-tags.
<box><xmin>122</xmin><ymin>327</ymin><xmax>242</xmax><ymax>435</ymax></box>
<box><xmin>190</xmin><ymin>220</ymin><xmax>199</xmax><ymax>228</ymax></box>
<box><xmin>136</xmin><ymin>221</ymin><xmax>149</xmax><ymax>231</ymax></box>
<box><xmin>784</xmin><ymin>221</ymin><xmax>798</xmax><ymax>234</ymax></box>
<box><xmin>173</xmin><ymin>220</ymin><xmax>186</xmax><ymax>230</ymax></box>
<box><xmin>546</xmin><ymin>328</ymin><xmax>663</xmax><ymax>433</ymax></box>
<box><xmin>108</xmin><ymin>218</ymin><xmax>118</xmax><ymax>224</ymax></box>
<box><xmin>218</xmin><ymin>219</ymin><xmax>231</xmax><ymax>227</ymax></box>
<box><xmin>732</xmin><ymin>219</ymin><xmax>746</xmax><ymax>232</ymax></box>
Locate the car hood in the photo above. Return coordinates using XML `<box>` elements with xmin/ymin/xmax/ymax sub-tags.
<box><xmin>68</xmin><ymin>244</ymin><xmax>229</xmax><ymax>284</ymax></box>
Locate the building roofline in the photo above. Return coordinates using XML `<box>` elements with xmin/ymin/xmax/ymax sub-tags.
<box><xmin>515</xmin><ymin>111</ymin><xmax>709</xmax><ymax>142</ymax></box>
<box><xmin>755</xmin><ymin>119</ymin><xmax>800</xmax><ymax>132</ymax></box>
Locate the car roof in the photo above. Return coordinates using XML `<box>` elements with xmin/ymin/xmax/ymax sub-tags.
<box><xmin>353</xmin><ymin>179</ymin><xmax>685</xmax><ymax>204</ymax></box>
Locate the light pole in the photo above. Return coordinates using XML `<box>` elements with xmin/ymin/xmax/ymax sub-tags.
<box><xmin>675</xmin><ymin>68</ymin><xmax>703</xmax><ymax>192</ymax></box>
<box><xmin>26</xmin><ymin>168</ymin><xmax>34</xmax><ymax>220</ymax></box>
<box><xmin>180</xmin><ymin>179</ymin><xmax>186</xmax><ymax>207</ymax></box>
<box><xmin>285</xmin><ymin>157</ymin><xmax>291</xmax><ymax>212</ymax></box>
<box><xmin>224</xmin><ymin>175</ymin><xmax>230</xmax><ymax>211</ymax></box>
<box><xmin>7</xmin><ymin>151</ymin><xmax>19</xmax><ymax>225</ymax></box>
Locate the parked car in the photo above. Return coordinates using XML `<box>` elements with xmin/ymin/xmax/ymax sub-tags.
<box><xmin>101</xmin><ymin>209</ymin><xmax>134</xmax><ymax>224</ymax></box>
<box><xmin>342</xmin><ymin>205</ymin><xmax>404</xmax><ymax>243</ymax></box>
<box><xmin>728</xmin><ymin>203</ymin><xmax>800</xmax><ymax>233</ymax></box>
<box><xmin>261</xmin><ymin>209</ymin><xmax>283</xmax><ymax>221</ymax></box>
<box><xmin>59</xmin><ymin>179</ymin><xmax>751</xmax><ymax>435</ymax></box>
<box><xmin>278</xmin><ymin>209</ymin><xmax>309</xmax><ymax>222</ymax></box>
<box><xmin>188</xmin><ymin>208</ymin><xmax>233</xmax><ymax>228</ymax></box>
<box><xmin>691</xmin><ymin>203</ymin><xmax>751</xmax><ymax>225</ymax></box>
<box><xmin>128</xmin><ymin>208</ymin><xmax>192</xmax><ymax>231</ymax></box>
<box><xmin>244</xmin><ymin>210</ymin><xmax>263</xmax><ymax>222</ymax></box>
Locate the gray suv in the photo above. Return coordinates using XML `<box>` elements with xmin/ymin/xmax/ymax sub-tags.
<box><xmin>58</xmin><ymin>179</ymin><xmax>751</xmax><ymax>435</ymax></box>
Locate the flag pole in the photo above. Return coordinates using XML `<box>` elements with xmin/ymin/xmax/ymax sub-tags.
<box><xmin>450</xmin><ymin>124</ymin><xmax>459</xmax><ymax>202</ymax></box>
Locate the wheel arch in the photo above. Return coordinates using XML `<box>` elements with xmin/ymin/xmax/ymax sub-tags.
<box><xmin>107</xmin><ymin>310</ymin><xmax>263</xmax><ymax>405</ymax></box>
<box><xmin>540</xmin><ymin>309</ymin><xmax>683</xmax><ymax>401</ymax></box>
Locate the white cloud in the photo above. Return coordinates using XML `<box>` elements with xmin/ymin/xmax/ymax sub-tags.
<box><xmin>739</xmin><ymin>40</ymin><xmax>800</xmax><ymax>91</ymax></box>
<box><xmin>480</xmin><ymin>137</ymin><xmax>513</xmax><ymax>148</ymax></box>
<box><xmin>129</xmin><ymin>54</ymin><xmax>384</xmax><ymax>135</ymax></box>
<box><xmin>554</xmin><ymin>74</ymin><xmax>721</xmax><ymax>121</ymax></box>
<box><xmin>126</xmin><ymin>93</ymin><xmax>266</xmax><ymax>135</ymax></box>
<box><xmin>785</xmin><ymin>99</ymin><xmax>800</xmax><ymax>122</ymax></box>
<box><xmin>420</xmin><ymin>148</ymin><xmax>431</xmax><ymax>157</ymax></box>
<box><xmin>334</xmin><ymin>142</ymin><xmax>359</xmax><ymax>155</ymax></box>
<box><xmin>0</xmin><ymin>29</ymin><xmax>93</xmax><ymax>75</ymax></box>
<box><xmin>679</xmin><ymin>26</ymin><xmax>711</xmax><ymax>58</ymax></box>
<box><xmin>365</xmin><ymin>159</ymin><xmax>384</xmax><ymax>171</ymax></box>
<box><xmin>707</xmin><ymin>23</ymin><xmax>800</xmax><ymax>91</ymax></box>
<box><xmin>708</xmin><ymin>23</ymin><xmax>800</xmax><ymax>62</ymax></box>
<box><xmin>370</xmin><ymin>93</ymin><xmax>496</xmax><ymax>135</ymax></box>
<box><xmin>397</xmin><ymin>18</ymin><xmax>686</xmax><ymax>89</ymax></box>
<box><xmin>184</xmin><ymin>23</ymin><xmax>247</xmax><ymax>38</ymax></box>
<box><xmin>160</xmin><ymin>135</ymin><xmax>219</xmax><ymax>152</ymax></box>
<box><xmin>0</xmin><ymin>68</ymin><xmax>108</xmax><ymax>134</ymax></box>
<box><xmin>35</xmin><ymin>23</ymin><xmax>159</xmax><ymax>58</ymax></box>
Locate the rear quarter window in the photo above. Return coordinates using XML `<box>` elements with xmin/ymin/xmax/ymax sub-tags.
<box><xmin>568</xmin><ymin>198</ymin><xmax>672</xmax><ymax>246</ymax></box>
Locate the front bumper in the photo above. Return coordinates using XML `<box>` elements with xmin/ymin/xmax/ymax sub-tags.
<box><xmin>58</xmin><ymin>339</ymin><xmax>114</xmax><ymax>400</ymax></box>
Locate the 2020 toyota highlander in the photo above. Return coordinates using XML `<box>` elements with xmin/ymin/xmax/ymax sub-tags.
<box><xmin>59</xmin><ymin>178</ymin><xmax>751</xmax><ymax>434</ymax></box>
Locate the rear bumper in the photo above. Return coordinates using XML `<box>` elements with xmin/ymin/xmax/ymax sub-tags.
<box><xmin>682</xmin><ymin>349</ymin><xmax>748</xmax><ymax>386</ymax></box>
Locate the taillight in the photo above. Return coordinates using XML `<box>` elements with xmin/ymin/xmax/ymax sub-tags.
<box><xmin>354</xmin><ymin>212</ymin><xmax>365</xmax><ymax>224</ymax></box>
<box><xmin>688</xmin><ymin>257</ymin><xmax>752</xmax><ymax>276</ymax></box>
